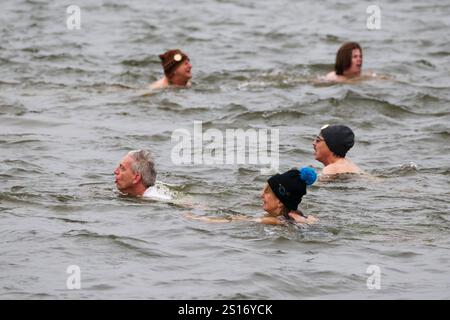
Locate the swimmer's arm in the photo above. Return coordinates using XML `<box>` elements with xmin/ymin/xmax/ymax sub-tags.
<box><xmin>232</xmin><ymin>216</ymin><xmax>282</xmax><ymax>225</ymax></box>
<box><xmin>183</xmin><ymin>212</ymin><xmax>231</xmax><ymax>223</ymax></box>
<box><xmin>184</xmin><ymin>212</ymin><xmax>267</xmax><ymax>224</ymax></box>
<box><xmin>258</xmin><ymin>216</ymin><xmax>282</xmax><ymax>225</ymax></box>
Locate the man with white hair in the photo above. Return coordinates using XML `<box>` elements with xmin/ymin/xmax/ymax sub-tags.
<box><xmin>114</xmin><ymin>150</ymin><xmax>171</xmax><ymax>199</ymax></box>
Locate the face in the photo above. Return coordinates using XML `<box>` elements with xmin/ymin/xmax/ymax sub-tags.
<box><xmin>173</xmin><ymin>58</ymin><xmax>192</xmax><ymax>80</ymax></box>
<box><xmin>260</xmin><ymin>184</ymin><xmax>283</xmax><ymax>216</ymax></box>
<box><xmin>114</xmin><ymin>155</ymin><xmax>139</xmax><ymax>193</ymax></box>
<box><xmin>348</xmin><ymin>48</ymin><xmax>362</xmax><ymax>75</ymax></box>
<box><xmin>312</xmin><ymin>134</ymin><xmax>331</xmax><ymax>163</ymax></box>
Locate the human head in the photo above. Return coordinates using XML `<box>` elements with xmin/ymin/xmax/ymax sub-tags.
<box><xmin>114</xmin><ymin>149</ymin><xmax>156</xmax><ymax>196</ymax></box>
<box><xmin>159</xmin><ymin>49</ymin><xmax>192</xmax><ymax>84</ymax></box>
<box><xmin>335</xmin><ymin>42</ymin><xmax>362</xmax><ymax>76</ymax></box>
<box><xmin>262</xmin><ymin>167</ymin><xmax>317</xmax><ymax>216</ymax></box>
<box><xmin>314</xmin><ymin>124</ymin><xmax>355</xmax><ymax>160</ymax></box>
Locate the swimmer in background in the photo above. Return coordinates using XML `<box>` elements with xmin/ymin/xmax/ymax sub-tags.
<box><xmin>313</xmin><ymin>124</ymin><xmax>361</xmax><ymax>175</ymax></box>
<box><xmin>149</xmin><ymin>49</ymin><xmax>192</xmax><ymax>90</ymax></box>
<box><xmin>114</xmin><ymin>149</ymin><xmax>172</xmax><ymax>200</ymax></box>
<box><xmin>324</xmin><ymin>42</ymin><xmax>376</xmax><ymax>83</ymax></box>
<box><xmin>185</xmin><ymin>167</ymin><xmax>318</xmax><ymax>225</ymax></box>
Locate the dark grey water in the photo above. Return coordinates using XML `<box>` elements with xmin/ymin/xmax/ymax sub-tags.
<box><xmin>1</xmin><ymin>0</ymin><xmax>449</xmax><ymax>299</ymax></box>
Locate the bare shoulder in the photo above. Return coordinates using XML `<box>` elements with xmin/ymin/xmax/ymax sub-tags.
<box><xmin>322</xmin><ymin>165</ymin><xmax>339</xmax><ymax>175</ymax></box>
<box><xmin>325</xmin><ymin>71</ymin><xmax>337</xmax><ymax>81</ymax></box>
<box><xmin>149</xmin><ymin>78</ymin><xmax>167</xmax><ymax>90</ymax></box>
<box><xmin>323</xmin><ymin>159</ymin><xmax>361</xmax><ymax>175</ymax></box>
<box><xmin>260</xmin><ymin>216</ymin><xmax>282</xmax><ymax>225</ymax></box>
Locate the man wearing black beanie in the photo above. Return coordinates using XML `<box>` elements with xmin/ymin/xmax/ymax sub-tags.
<box><xmin>313</xmin><ymin>124</ymin><xmax>361</xmax><ymax>175</ymax></box>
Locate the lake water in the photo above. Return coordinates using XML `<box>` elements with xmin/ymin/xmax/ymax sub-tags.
<box><xmin>0</xmin><ymin>0</ymin><xmax>449</xmax><ymax>299</ymax></box>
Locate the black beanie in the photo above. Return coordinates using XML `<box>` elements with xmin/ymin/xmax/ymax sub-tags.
<box><xmin>320</xmin><ymin>124</ymin><xmax>355</xmax><ymax>158</ymax></box>
<box><xmin>267</xmin><ymin>168</ymin><xmax>317</xmax><ymax>210</ymax></box>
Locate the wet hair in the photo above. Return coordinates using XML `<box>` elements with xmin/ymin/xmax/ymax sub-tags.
<box><xmin>334</xmin><ymin>42</ymin><xmax>362</xmax><ymax>75</ymax></box>
<box><xmin>127</xmin><ymin>150</ymin><xmax>157</xmax><ymax>187</ymax></box>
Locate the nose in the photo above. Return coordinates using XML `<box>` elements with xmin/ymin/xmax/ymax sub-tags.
<box><xmin>114</xmin><ymin>167</ymin><xmax>119</xmax><ymax>175</ymax></box>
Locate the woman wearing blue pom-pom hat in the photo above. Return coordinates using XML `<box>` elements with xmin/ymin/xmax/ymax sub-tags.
<box><xmin>262</xmin><ymin>167</ymin><xmax>318</xmax><ymax>225</ymax></box>
<box><xmin>185</xmin><ymin>167</ymin><xmax>318</xmax><ymax>225</ymax></box>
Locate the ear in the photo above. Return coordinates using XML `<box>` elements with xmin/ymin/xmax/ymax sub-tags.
<box><xmin>133</xmin><ymin>173</ymin><xmax>142</xmax><ymax>185</ymax></box>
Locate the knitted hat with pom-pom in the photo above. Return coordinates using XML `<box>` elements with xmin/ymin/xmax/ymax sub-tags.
<box><xmin>267</xmin><ymin>167</ymin><xmax>317</xmax><ymax>210</ymax></box>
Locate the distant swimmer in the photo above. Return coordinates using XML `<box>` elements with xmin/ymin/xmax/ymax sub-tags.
<box><xmin>114</xmin><ymin>149</ymin><xmax>172</xmax><ymax>200</ymax></box>
<box><xmin>313</xmin><ymin>124</ymin><xmax>361</xmax><ymax>175</ymax></box>
<box><xmin>149</xmin><ymin>49</ymin><xmax>192</xmax><ymax>90</ymax></box>
<box><xmin>324</xmin><ymin>42</ymin><xmax>372</xmax><ymax>83</ymax></box>
<box><xmin>185</xmin><ymin>167</ymin><xmax>318</xmax><ymax>225</ymax></box>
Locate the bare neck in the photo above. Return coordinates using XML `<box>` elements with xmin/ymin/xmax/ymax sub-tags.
<box><xmin>321</xmin><ymin>153</ymin><xmax>343</xmax><ymax>166</ymax></box>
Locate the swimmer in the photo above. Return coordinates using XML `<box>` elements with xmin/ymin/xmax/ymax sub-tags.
<box><xmin>149</xmin><ymin>49</ymin><xmax>192</xmax><ymax>89</ymax></box>
<box><xmin>185</xmin><ymin>167</ymin><xmax>318</xmax><ymax>225</ymax></box>
<box><xmin>324</xmin><ymin>42</ymin><xmax>370</xmax><ymax>83</ymax></box>
<box><xmin>114</xmin><ymin>149</ymin><xmax>172</xmax><ymax>200</ymax></box>
<box><xmin>313</xmin><ymin>124</ymin><xmax>361</xmax><ymax>175</ymax></box>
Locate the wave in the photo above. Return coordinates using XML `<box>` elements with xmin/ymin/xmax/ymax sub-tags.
<box><xmin>121</xmin><ymin>57</ymin><xmax>159</xmax><ymax>67</ymax></box>
<box><xmin>328</xmin><ymin>90</ymin><xmax>449</xmax><ymax>116</ymax></box>
<box><xmin>429</xmin><ymin>51</ymin><xmax>450</xmax><ymax>57</ymax></box>
<box><xmin>62</xmin><ymin>229</ymin><xmax>182</xmax><ymax>258</ymax></box>
<box><xmin>370</xmin><ymin>162</ymin><xmax>420</xmax><ymax>177</ymax></box>
<box><xmin>224</xmin><ymin>109</ymin><xmax>309</xmax><ymax>122</ymax></box>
